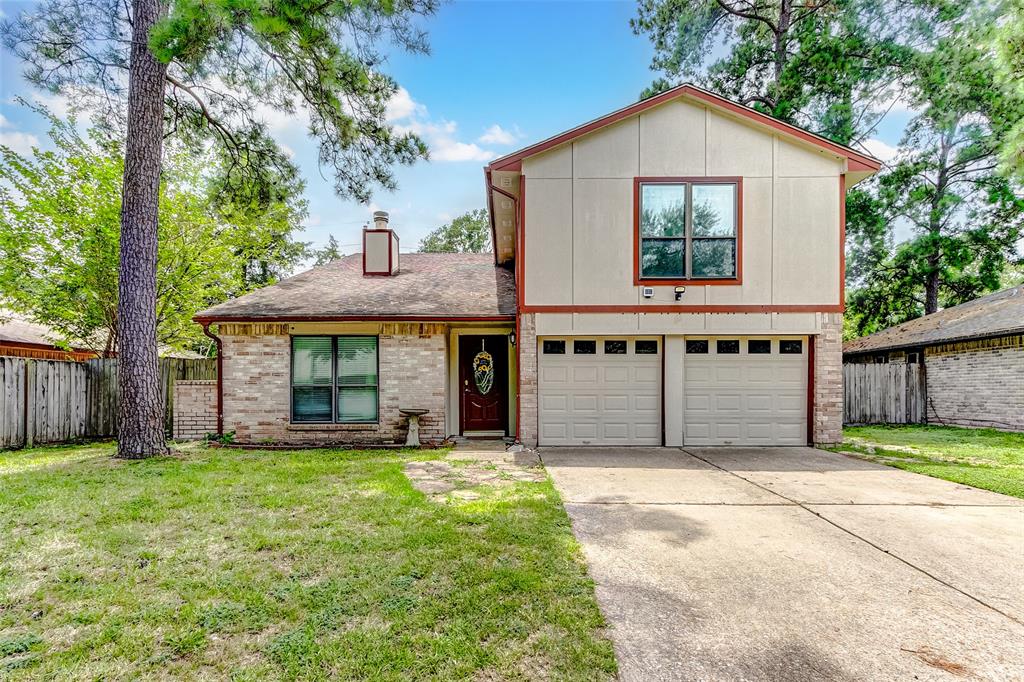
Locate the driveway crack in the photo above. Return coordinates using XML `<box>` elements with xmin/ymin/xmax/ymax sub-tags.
<box><xmin>681</xmin><ymin>448</ymin><xmax>1023</xmax><ymax>627</ymax></box>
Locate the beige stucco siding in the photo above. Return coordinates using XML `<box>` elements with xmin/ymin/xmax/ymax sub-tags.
<box><xmin>534</xmin><ymin>312</ymin><xmax>827</xmax><ymax>336</ymax></box>
<box><xmin>639</xmin><ymin>99</ymin><xmax>706</xmax><ymax>176</ymax></box>
<box><xmin>772</xmin><ymin>176</ymin><xmax>840</xmax><ymax>305</ymax></box>
<box><xmin>572</xmin><ymin>179</ymin><xmax>635</xmax><ymax>304</ymax></box>
<box><xmin>520</xmin><ymin>95</ymin><xmax>846</xmax><ymax>310</ymax></box>
<box><xmin>524</xmin><ymin>178</ymin><xmax>572</xmax><ymax>305</ymax></box>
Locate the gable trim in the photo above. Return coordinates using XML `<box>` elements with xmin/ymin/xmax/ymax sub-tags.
<box><xmin>486</xmin><ymin>83</ymin><xmax>881</xmax><ymax>173</ymax></box>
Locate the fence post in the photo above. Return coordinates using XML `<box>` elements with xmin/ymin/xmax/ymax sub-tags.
<box><xmin>24</xmin><ymin>359</ymin><xmax>35</xmax><ymax>449</ymax></box>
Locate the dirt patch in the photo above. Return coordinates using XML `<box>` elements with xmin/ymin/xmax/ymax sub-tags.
<box><xmin>403</xmin><ymin>453</ymin><xmax>546</xmax><ymax>502</ymax></box>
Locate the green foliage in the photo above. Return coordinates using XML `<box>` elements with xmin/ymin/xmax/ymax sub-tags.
<box><xmin>995</xmin><ymin>0</ymin><xmax>1024</xmax><ymax>178</ymax></box>
<box><xmin>418</xmin><ymin>209</ymin><xmax>491</xmax><ymax>253</ymax></box>
<box><xmin>1</xmin><ymin>0</ymin><xmax>439</xmax><ymax>204</ymax></box>
<box><xmin>631</xmin><ymin>0</ymin><xmax>939</xmax><ymax>143</ymax></box>
<box><xmin>312</xmin><ymin>235</ymin><xmax>343</xmax><ymax>266</ymax></box>
<box><xmin>0</xmin><ymin>108</ymin><xmax>308</xmax><ymax>354</ymax></box>
<box><xmin>846</xmin><ymin>11</ymin><xmax>1024</xmax><ymax>334</ymax></box>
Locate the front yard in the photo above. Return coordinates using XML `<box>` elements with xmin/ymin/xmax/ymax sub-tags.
<box><xmin>0</xmin><ymin>443</ymin><xmax>616</xmax><ymax>680</ymax></box>
<box><xmin>832</xmin><ymin>425</ymin><xmax>1024</xmax><ymax>499</ymax></box>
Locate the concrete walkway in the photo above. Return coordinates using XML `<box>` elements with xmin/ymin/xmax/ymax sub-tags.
<box><xmin>543</xmin><ymin>447</ymin><xmax>1024</xmax><ymax>681</ymax></box>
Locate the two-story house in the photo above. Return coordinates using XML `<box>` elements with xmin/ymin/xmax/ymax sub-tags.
<box><xmin>190</xmin><ymin>84</ymin><xmax>880</xmax><ymax>447</ymax></box>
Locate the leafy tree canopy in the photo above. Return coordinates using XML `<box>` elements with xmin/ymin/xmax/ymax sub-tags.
<box><xmin>844</xmin><ymin>7</ymin><xmax>1024</xmax><ymax>337</ymax></box>
<box><xmin>0</xmin><ymin>108</ymin><xmax>309</xmax><ymax>355</ymax></box>
<box><xmin>631</xmin><ymin>0</ymin><xmax>952</xmax><ymax>144</ymax></box>
<box><xmin>2</xmin><ymin>0</ymin><xmax>439</xmax><ymax>205</ymax></box>
<box><xmin>419</xmin><ymin>209</ymin><xmax>491</xmax><ymax>253</ymax></box>
<box><xmin>313</xmin><ymin>234</ymin><xmax>344</xmax><ymax>266</ymax></box>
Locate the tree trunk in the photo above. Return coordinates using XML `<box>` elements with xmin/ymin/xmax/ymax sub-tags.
<box><xmin>116</xmin><ymin>0</ymin><xmax>168</xmax><ymax>458</ymax></box>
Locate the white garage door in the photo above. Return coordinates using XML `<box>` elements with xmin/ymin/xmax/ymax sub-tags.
<box><xmin>539</xmin><ymin>337</ymin><xmax>662</xmax><ymax>446</ymax></box>
<box><xmin>684</xmin><ymin>337</ymin><xmax>807</xmax><ymax>446</ymax></box>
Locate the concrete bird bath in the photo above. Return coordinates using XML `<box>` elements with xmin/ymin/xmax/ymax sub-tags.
<box><xmin>399</xmin><ymin>408</ymin><xmax>429</xmax><ymax>447</ymax></box>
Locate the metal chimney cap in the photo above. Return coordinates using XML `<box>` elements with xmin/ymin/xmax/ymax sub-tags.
<box><xmin>372</xmin><ymin>210</ymin><xmax>389</xmax><ymax>223</ymax></box>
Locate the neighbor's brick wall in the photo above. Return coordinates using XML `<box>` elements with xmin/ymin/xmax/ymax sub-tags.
<box><xmin>924</xmin><ymin>335</ymin><xmax>1024</xmax><ymax>432</ymax></box>
<box><xmin>813</xmin><ymin>312</ymin><xmax>843</xmax><ymax>445</ymax></box>
<box><xmin>518</xmin><ymin>313</ymin><xmax>538</xmax><ymax>447</ymax></box>
<box><xmin>173</xmin><ymin>380</ymin><xmax>217</xmax><ymax>440</ymax></box>
<box><xmin>220</xmin><ymin>324</ymin><xmax>447</xmax><ymax>445</ymax></box>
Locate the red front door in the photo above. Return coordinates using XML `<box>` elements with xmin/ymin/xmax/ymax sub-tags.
<box><xmin>459</xmin><ymin>335</ymin><xmax>508</xmax><ymax>434</ymax></box>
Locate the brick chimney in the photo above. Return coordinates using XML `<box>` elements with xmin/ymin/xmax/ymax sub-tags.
<box><xmin>362</xmin><ymin>210</ymin><xmax>400</xmax><ymax>276</ymax></box>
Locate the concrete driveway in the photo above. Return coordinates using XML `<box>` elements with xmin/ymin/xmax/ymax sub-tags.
<box><xmin>543</xmin><ymin>447</ymin><xmax>1024</xmax><ymax>681</ymax></box>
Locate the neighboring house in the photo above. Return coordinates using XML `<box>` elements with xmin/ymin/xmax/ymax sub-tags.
<box><xmin>192</xmin><ymin>83</ymin><xmax>881</xmax><ymax>447</ymax></box>
<box><xmin>844</xmin><ymin>286</ymin><xmax>1024</xmax><ymax>431</ymax></box>
<box><xmin>0</xmin><ymin>311</ymin><xmax>100</xmax><ymax>361</ymax></box>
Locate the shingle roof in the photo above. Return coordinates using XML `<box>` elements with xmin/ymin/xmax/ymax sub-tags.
<box><xmin>194</xmin><ymin>253</ymin><xmax>516</xmax><ymax>321</ymax></box>
<box><xmin>843</xmin><ymin>286</ymin><xmax>1024</xmax><ymax>355</ymax></box>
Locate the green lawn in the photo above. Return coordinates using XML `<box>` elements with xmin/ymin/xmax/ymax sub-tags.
<box><xmin>833</xmin><ymin>425</ymin><xmax>1024</xmax><ymax>499</ymax></box>
<box><xmin>0</xmin><ymin>442</ymin><xmax>616</xmax><ymax>680</ymax></box>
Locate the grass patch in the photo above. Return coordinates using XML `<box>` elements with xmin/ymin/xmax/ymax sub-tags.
<box><xmin>830</xmin><ymin>425</ymin><xmax>1024</xmax><ymax>498</ymax></box>
<box><xmin>0</xmin><ymin>442</ymin><xmax>615</xmax><ymax>680</ymax></box>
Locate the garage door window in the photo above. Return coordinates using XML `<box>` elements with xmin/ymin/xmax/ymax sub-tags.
<box><xmin>542</xmin><ymin>340</ymin><xmax>565</xmax><ymax>354</ymax></box>
<box><xmin>685</xmin><ymin>340</ymin><xmax>709</xmax><ymax>354</ymax></box>
<box><xmin>748</xmin><ymin>340</ymin><xmax>771</xmax><ymax>354</ymax></box>
<box><xmin>604</xmin><ymin>340</ymin><xmax>627</xmax><ymax>354</ymax></box>
<box><xmin>635</xmin><ymin>340</ymin><xmax>659</xmax><ymax>354</ymax></box>
<box><xmin>574</xmin><ymin>340</ymin><xmax>597</xmax><ymax>354</ymax></box>
<box><xmin>780</xmin><ymin>340</ymin><xmax>803</xmax><ymax>354</ymax></box>
<box><xmin>716</xmin><ymin>340</ymin><xmax>740</xmax><ymax>354</ymax></box>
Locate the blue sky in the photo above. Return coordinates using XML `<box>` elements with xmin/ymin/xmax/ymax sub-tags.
<box><xmin>0</xmin><ymin>0</ymin><xmax>911</xmax><ymax>258</ymax></box>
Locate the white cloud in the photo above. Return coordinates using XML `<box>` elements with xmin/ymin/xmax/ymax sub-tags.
<box><xmin>386</xmin><ymin>87</ymin><xmax>427</xmax><ymax>122</ymax></box>
<box><xmin>862</xmin><ymin>138</ymin><xmax>899</xmax><ymax>163</ymax></box>
<box><xmin>394</xmin><ymin>117</ymin><xmax>493</xmax><ymax>163</ymax></box>
<box><xmin>0</xmin><ymin>114</ymin><xmax>8</xmax><ymax>128</ymax></box>
<box><xmin>0</xmin><ymin>131</ymin><xmax>40</xmax><ymax>155</ymax></box>
<box><xmin>478</xmin><ymin>124</ymin><xmax>520</xmax><ymax>146</ymax></box>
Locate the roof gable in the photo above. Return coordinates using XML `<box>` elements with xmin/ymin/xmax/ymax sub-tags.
<box><xmin>487</xmin><ymin>83</ymin><xmax>881</xmax><ymax>174</ymax></box>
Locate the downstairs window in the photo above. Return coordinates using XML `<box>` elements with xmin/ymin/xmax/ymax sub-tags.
<box><xmin>291</xmin><ymin>336</ymin><xmax>379</xmax><ymax>423</ymax></box>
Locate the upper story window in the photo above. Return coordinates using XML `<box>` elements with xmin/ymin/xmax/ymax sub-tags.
<box><xmin>637</xmin><ymin>179</ymin><xmax>740</xmax><ymax>283</ymax></box>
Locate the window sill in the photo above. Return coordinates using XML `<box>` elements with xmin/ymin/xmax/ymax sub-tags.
<box><xmin>636</xmin><ymin>278</ymin><xmax>741</xmax><ymax>286</ymax></box>
<box><xmin>287</xmin><ymin>423</ymin><xmax>380</xmax><ymax>431</ymax></box>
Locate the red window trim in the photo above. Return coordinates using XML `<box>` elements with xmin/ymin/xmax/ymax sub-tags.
<box><xmin>633</xmin><ymin>176</ymin><xmax>743</xmax><ymax>286</ymax></box>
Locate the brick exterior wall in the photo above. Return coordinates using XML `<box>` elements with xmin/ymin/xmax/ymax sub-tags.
<box><xmin>924</xmin><ymin>335</ymin><xmax>1024</xmax><ymax>432</ymax></box>
<box><xmin>518</xmin><ymin>313</ymin><xmax>538</xmax><ymax>447</ymax></box>
<box><xmin>813</xmin><ymin>312</ymin><xmax>844</xmax><ymax>445</ymax></box>
<box><xmin>173</xmin><ymin>380</ymin><xmax>217</xmax><ymax>440</ymax></box>
<box><xmin>220</xmin><ymin>324</ymin><xmax>447</xmax><ymax>445</ymax></box>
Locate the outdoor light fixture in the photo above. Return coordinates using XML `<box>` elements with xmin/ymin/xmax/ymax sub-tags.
<box><xmin>509</xmin><ymin>331</ymin><xmax>517</xmax><ymax>347</ymax></box>
<box><xmin>674</xmin><ymin>286</ymin><xmax>687</xmax><ymax>301</ymax></box>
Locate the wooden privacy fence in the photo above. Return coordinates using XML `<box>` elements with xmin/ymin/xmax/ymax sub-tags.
<box><xmin>0</xmin><ymin>356</ymin><xmax>215</xmax><ymax>449</ymax></box>
<box><xmin>843</xmin><ymin>362</ymin><xmax>926</xmax><ymax>425</ymax></box>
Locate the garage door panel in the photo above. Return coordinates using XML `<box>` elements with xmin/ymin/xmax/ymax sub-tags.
<box><xmin>636</xmin><ymin>395</ymin><xmax>660</xmax><ymax>411</ymax></box>
<box><xmin>541</xmin><ymin>366</ymin><xmax>568</xmax><ymax>383</ymax></box>
<box><xmin>605</xmin><ymin>366</ymin><xmax>629</xmax><ymax>382</ymax></box>
<box><xmin>573</xmin><ymin>394</ymin><xmax>598</xmax><ymax>413</ymax></box>
<box><xmin>539</xmin><ymin>337</ymin><xmax>662</xmax><ymax>446</ymax></box>
<box><xmin>684</xmin><ymin>337</ymin><xmax>807</xmax><ymax>446</ymax></box>
<box><xmin>604</xmin><ymin>395</ymin><xmax>629</xmax><ymax>411</ymax></box>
